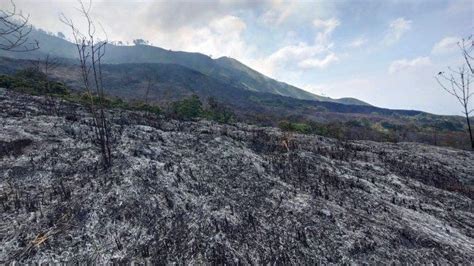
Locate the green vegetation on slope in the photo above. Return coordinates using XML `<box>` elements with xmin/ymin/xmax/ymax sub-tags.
<box><xmin>0</xmin><ymin>71</ymin><xmax>161</xmax><ymax>115</ymax></box>
<box><xmin>0</xmin><ymin>69</ymin><xmax>69</xmax><ymax>96</ymax></box>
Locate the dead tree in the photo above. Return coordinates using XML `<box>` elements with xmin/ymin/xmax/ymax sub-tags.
<box><xmin>29</xmin><ymin>54</ymin><xmax>61</xmax><ymax>84</ymax></box>
<box><xmin>60</xmin><ymin>0</ymin><xmax>112</xmax><ymax>167</ymax></box>
<box><xmin>436</xmin><ymin>36</ymin><xmax>474</xmax><ymax>149</ymax></box>
<box><xmin>144</xmin><ymin>75</ymin><xmax>153</xmax><ymax>105</ymax></box>
<box><xmin>35</xmin><ymin>54</ymin><xmax>61</xmax><ymax>114</ymax></box>
<box><xmin>0</xmin><ymin>0</ymin><xmax>39</xmax><ymax>51</ymax></box>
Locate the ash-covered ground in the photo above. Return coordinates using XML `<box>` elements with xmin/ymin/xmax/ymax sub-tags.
<box><xmin>1</xmin><ymin>90</ymin><xmax>473</xmax><ymax>264</ymax></box>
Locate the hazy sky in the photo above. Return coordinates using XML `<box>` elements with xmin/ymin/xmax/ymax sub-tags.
<box><xmin>1</xmin><ymin>0</ymin><xmax>473</xmax><ymax>115</ymax></box>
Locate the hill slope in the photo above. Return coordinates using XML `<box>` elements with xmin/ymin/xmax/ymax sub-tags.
<box><xmin>1</xmin><ymin>57</ymin><xmax>470</xmax><ymax>149</ymax></box>
<box><xmin>0</xmin><ymin>90</ymin><xmax>473</xmax><ymax>263</ymax></box>
<box><xmin>0</xmin><ymin>28</ymin><xmax>368</xmax><ymax>105</ymax></box>
<box><xmin>0</xmin><ymin>57</ymin><xmax>419</xmax><ymax>118</ymax></box>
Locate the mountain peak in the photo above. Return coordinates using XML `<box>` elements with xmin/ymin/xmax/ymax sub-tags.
<box><xmin>0</xmin><ymin>27</ymin><xmax>370</xmax><ymax>106</ymax></box>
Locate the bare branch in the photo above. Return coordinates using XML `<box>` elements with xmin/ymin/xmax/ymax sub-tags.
<box><xmin>0</xmin><ymin>0</ymin><xmax>39</xmax><ymax>51</ymax></box>
<box><xmin>458</xmin><ymin>36</ymin><xmax>474</xmax><ymax>74</ymax></box>
<box><xmin>436</xmin><ymin>41</ymin><xmax>474</xmax><ymax>148</ymax></box>
<box><xmin>61</xmin><ymin>0</ymin><xmax>113</xmax><ymax>167</ymax></box>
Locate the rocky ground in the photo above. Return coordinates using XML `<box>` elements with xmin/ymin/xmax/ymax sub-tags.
<box><xmin>0</xmin><ymin>89</ymin><xmax>473</xmax><ymax>264</ymax></box>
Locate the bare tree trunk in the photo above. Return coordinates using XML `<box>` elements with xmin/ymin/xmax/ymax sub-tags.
<box><xmin>41</xmin><ymin>54</ymin><xmax>60</xmax><ymax>115</ymax></box>
<box><xmin>465</xmin><ymin>110</ymin><xmax>474</xmax><ymax>149</ymax></box>
<box><xmin>436</xmin><ymin>36</ymin><xmax>473</xmax><ymax>150</ymax></box>
<box><xmin>145</xmin><ymin>77</ymin><xmax>152</xmax><ymax>105</ymax></box>
<box><xmin>61</xmin><ymin>0</ymin><xmax>113</xmax><ymax>168</ymax></box>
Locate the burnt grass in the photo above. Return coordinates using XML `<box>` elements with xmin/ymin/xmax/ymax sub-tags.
<box><xmin>0</xmin><ymin>90</ymin><xmax>473</xmax><ymax>264</ymax></box>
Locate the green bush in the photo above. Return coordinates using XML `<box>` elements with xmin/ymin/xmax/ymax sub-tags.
<box><xmin>0</xmin><ymin>69</ymin><xmax>69</xmax><ymax>96</ymax></box>
<box><xmin>204</xmin><ymin>96</ymin><xmax>235</xmax><ymax>123</ymax></box>
<box><xmin>278</xmin><ymin>120</ymin><xmax>345</xmax><ymax>139</ymax></box>
<box><xmin>108</xmin><ymin>97</ymin><xmax>129</xmax><ymax>109</ymax></box>
<box><xmin>72</xmin><ymin>93</ymin><xmax>161</xmax><ymax>114</ymax></box>
<box><xmin>278</xmin><ymin>121</ymin><xmax>312</xmax><ymax>134</ymax></box>
<box><xmin>0</xmin><ymin>74</ymin><xmax>26</xmax><ymax>89</ymax></box>
<box><xmin>381</xmin><ymin>121</ymin><xmax>403</xmax><ymax>131</ymax></box>
<box><xmin>170</xmin><ymin>95</ymin><xmax>203</xmax><ymax>120</ymax></box>
<box><xmin>345</xmin><ymin>119</ymin><xmax>371</xmax><ymax>128</ymax></box>
<box><xmin>310</xmin><ymin>121</ymin><xmax>345</xmax><ymax>139</ymax></box>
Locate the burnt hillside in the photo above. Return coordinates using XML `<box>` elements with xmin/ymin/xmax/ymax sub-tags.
<box><xmin>0</xmin><ymin>90</ymin><xmax>473</xmax><ymax>264</ymax></box>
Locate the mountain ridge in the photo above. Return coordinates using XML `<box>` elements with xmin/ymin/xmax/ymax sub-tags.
<box><xmin>0</xmin><ymin>27</ymin><xmax>369</xmax><ymax>106</ymax></box>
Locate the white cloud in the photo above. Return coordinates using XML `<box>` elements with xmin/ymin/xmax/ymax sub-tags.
<box><xmin>313</xmin><ymin>18</ymin><xmax>340</xmax><ymax>33</ymax></box>
<box><xmin>267</xmin><ymin>42</ymin><xmax>325</xmax><ymax>69</ymax></box>
<box><xmin>313</xmin><ymin>17</ymin><xmax>340</xmax><ymax>45</ymax></box>
<box><xmin>447</xmin><ymin>0</ymin><xmax>472</xmax><ymax>15</ymax></box>
<box><xmin>258</xmin><ymin>0</ymin><xmax>333</xmax><ymax>27</ymax></box>
<box><xmin>173</xmin><ymin>15</ymin><xmax>252</xmax><ymax>60</ymax></box>
<box><xmin>259</xmin><ymin>2</ymin><xmax>297</xmax><ymax>26</ymax></box>
<box><xmin>264</xmin><ymin>17</ymin><xmax>340</xmax><ymax>73</ymax></box>
<box><xmin>209</xmin><ymin>15</ymin><xmax>246</xmax><ymax>34</ymax></box>
<box><xmin>348</xmin><ymin>37</ymin><xmax>368</xmax><ymax>48</ymax></box>
<box><xmin>388</xmin><ymin>56</ymin><xmax>432</xmax><ymax>74</ymax></box>
<box><xmin>298</xmin><ymin>53</ymin><xmax>339</xmax><ymax>69</ymax></box>
<box><xmin>384</xmin><ymin>17</ymin><xmax>412</xmax><ymax>45</ymax></box>
<box><xmin>431</xmin><ymin>36</ymin><xmax>460</xmax><ymax>55</ymax></box>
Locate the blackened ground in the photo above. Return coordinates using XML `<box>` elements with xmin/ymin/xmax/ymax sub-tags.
<box><xmin>0</xmin><ymin>90</ymin><xmax>473</xmax><ymax>264</ymax></box>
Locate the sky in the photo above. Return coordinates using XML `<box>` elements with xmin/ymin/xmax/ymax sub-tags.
<box><xmin>1</xmin><ymin>0</ymin><xmax>473</xmax><ymax>115</ymax></box>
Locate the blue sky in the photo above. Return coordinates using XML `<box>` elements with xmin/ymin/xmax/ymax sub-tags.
<box><xmin>1</xmin><ymin>0</ymin><xmax>473</xmax><ymax>115</ymax></box>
